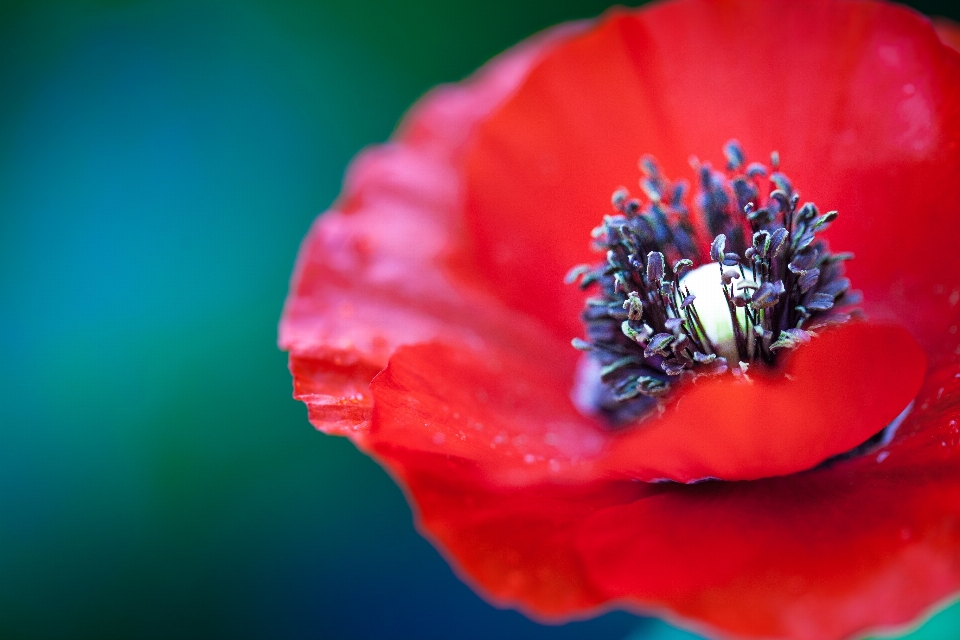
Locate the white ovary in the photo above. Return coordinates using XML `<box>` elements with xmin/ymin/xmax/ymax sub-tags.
<box><xmin>679</xmin><ymin>262</ymin><xmax>753</xmax><ymax>364</ymax></box>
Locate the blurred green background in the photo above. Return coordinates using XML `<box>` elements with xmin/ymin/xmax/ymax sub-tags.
<box><xmin>2</xmin><ymin>1</ymin><xmax>959</xmax><ymax>638</ymax></box>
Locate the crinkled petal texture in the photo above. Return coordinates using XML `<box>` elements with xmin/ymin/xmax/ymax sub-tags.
<box><xmin>280</xmin><ymin>0</ymin><xmax>960</xmax><ymax>638</ymax></box>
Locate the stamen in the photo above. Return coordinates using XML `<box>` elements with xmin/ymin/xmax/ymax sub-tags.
<box><xmin>568</xmin><ymin>140</ymin><xmax>859</xmax><ymax>423</ymax></box>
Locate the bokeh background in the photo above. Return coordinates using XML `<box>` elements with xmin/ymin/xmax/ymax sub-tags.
<box><xmin>2</xmin><ymin>1</ymin><xmax>960</xmax><ymax>638</ymax></box>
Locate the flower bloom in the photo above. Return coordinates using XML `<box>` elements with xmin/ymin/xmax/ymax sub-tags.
<box><xmin>280</xmin><ymin>1</ymin><xmax>960</xmax><ymax>638</ymax></box>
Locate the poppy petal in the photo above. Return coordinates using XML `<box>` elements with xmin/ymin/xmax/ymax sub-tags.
<box><xmin>461</xmin><ymin>0</ymin><xmax>960</xmax><ymax>361</ymax></box>
<box><xmin>373</xmin><ymin>363</ymin><xmax>960</xmax><ymax>640</ymax></box>
<box><xmin>576</xmin><ymin>455</ymin><xmax>960</xmax><ymax>640</ymax></box>
<box><xmin>371</xmin><ymin>449</ymin><xmax>640</xmax><ymax>617</ymax></box>
<box><xmin>599</xmin><ymin>322</ymin><xmax>927</xmax><ymax>482</ymax></box>
<box><xmin>369</xmin><ymin>322</ymin><xmax>925</xmax><ymax>484</ymax></box>
<box><xmin>279</xmin><ymin>23</ymin><xmax>585</xmax><ymax>437</ymax></box>
<box><xmin>369</xmin><ymin>338</ymin><xmax>598</xmax><ymax>485</ymax></box>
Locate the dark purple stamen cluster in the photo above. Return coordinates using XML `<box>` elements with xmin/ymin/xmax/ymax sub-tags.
<box><xmin>568</xmin><ymin>140</ymin><xmax>860</xmax><ymax>424</ymax></box>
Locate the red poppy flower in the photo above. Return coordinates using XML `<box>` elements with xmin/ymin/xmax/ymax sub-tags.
<box><xmin>279</xmin><ymin>1</ymin><xmax>960</xmax><ymax>638</ymax></box>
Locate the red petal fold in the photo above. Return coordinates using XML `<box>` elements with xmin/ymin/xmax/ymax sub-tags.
<box><xmin>599</xmin><ymin>322</ymin><xmax>927</xmax><ymax>482</ymax></box>
<box><xmin>369</xmin><ymin>322</ymin><xmax>925</xmax><ymax>484</ymax></box>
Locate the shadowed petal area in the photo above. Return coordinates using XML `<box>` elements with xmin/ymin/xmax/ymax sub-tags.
<box><xmin>462</xmin><ymin>0</ymin><xmax>960</xmax><ymax>364</ymax></box>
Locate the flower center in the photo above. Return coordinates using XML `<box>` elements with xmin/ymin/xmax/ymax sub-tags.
<box><xmin>568</xmin><ymin>140</ymin><xmax>859</xmax><ymax>424</ymax></box>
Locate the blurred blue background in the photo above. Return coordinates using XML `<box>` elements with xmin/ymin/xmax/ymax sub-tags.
<box><xmin>2</xmin><ymin>1</ymin><xmax>959</xmax><ymax>638</ymax></box>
